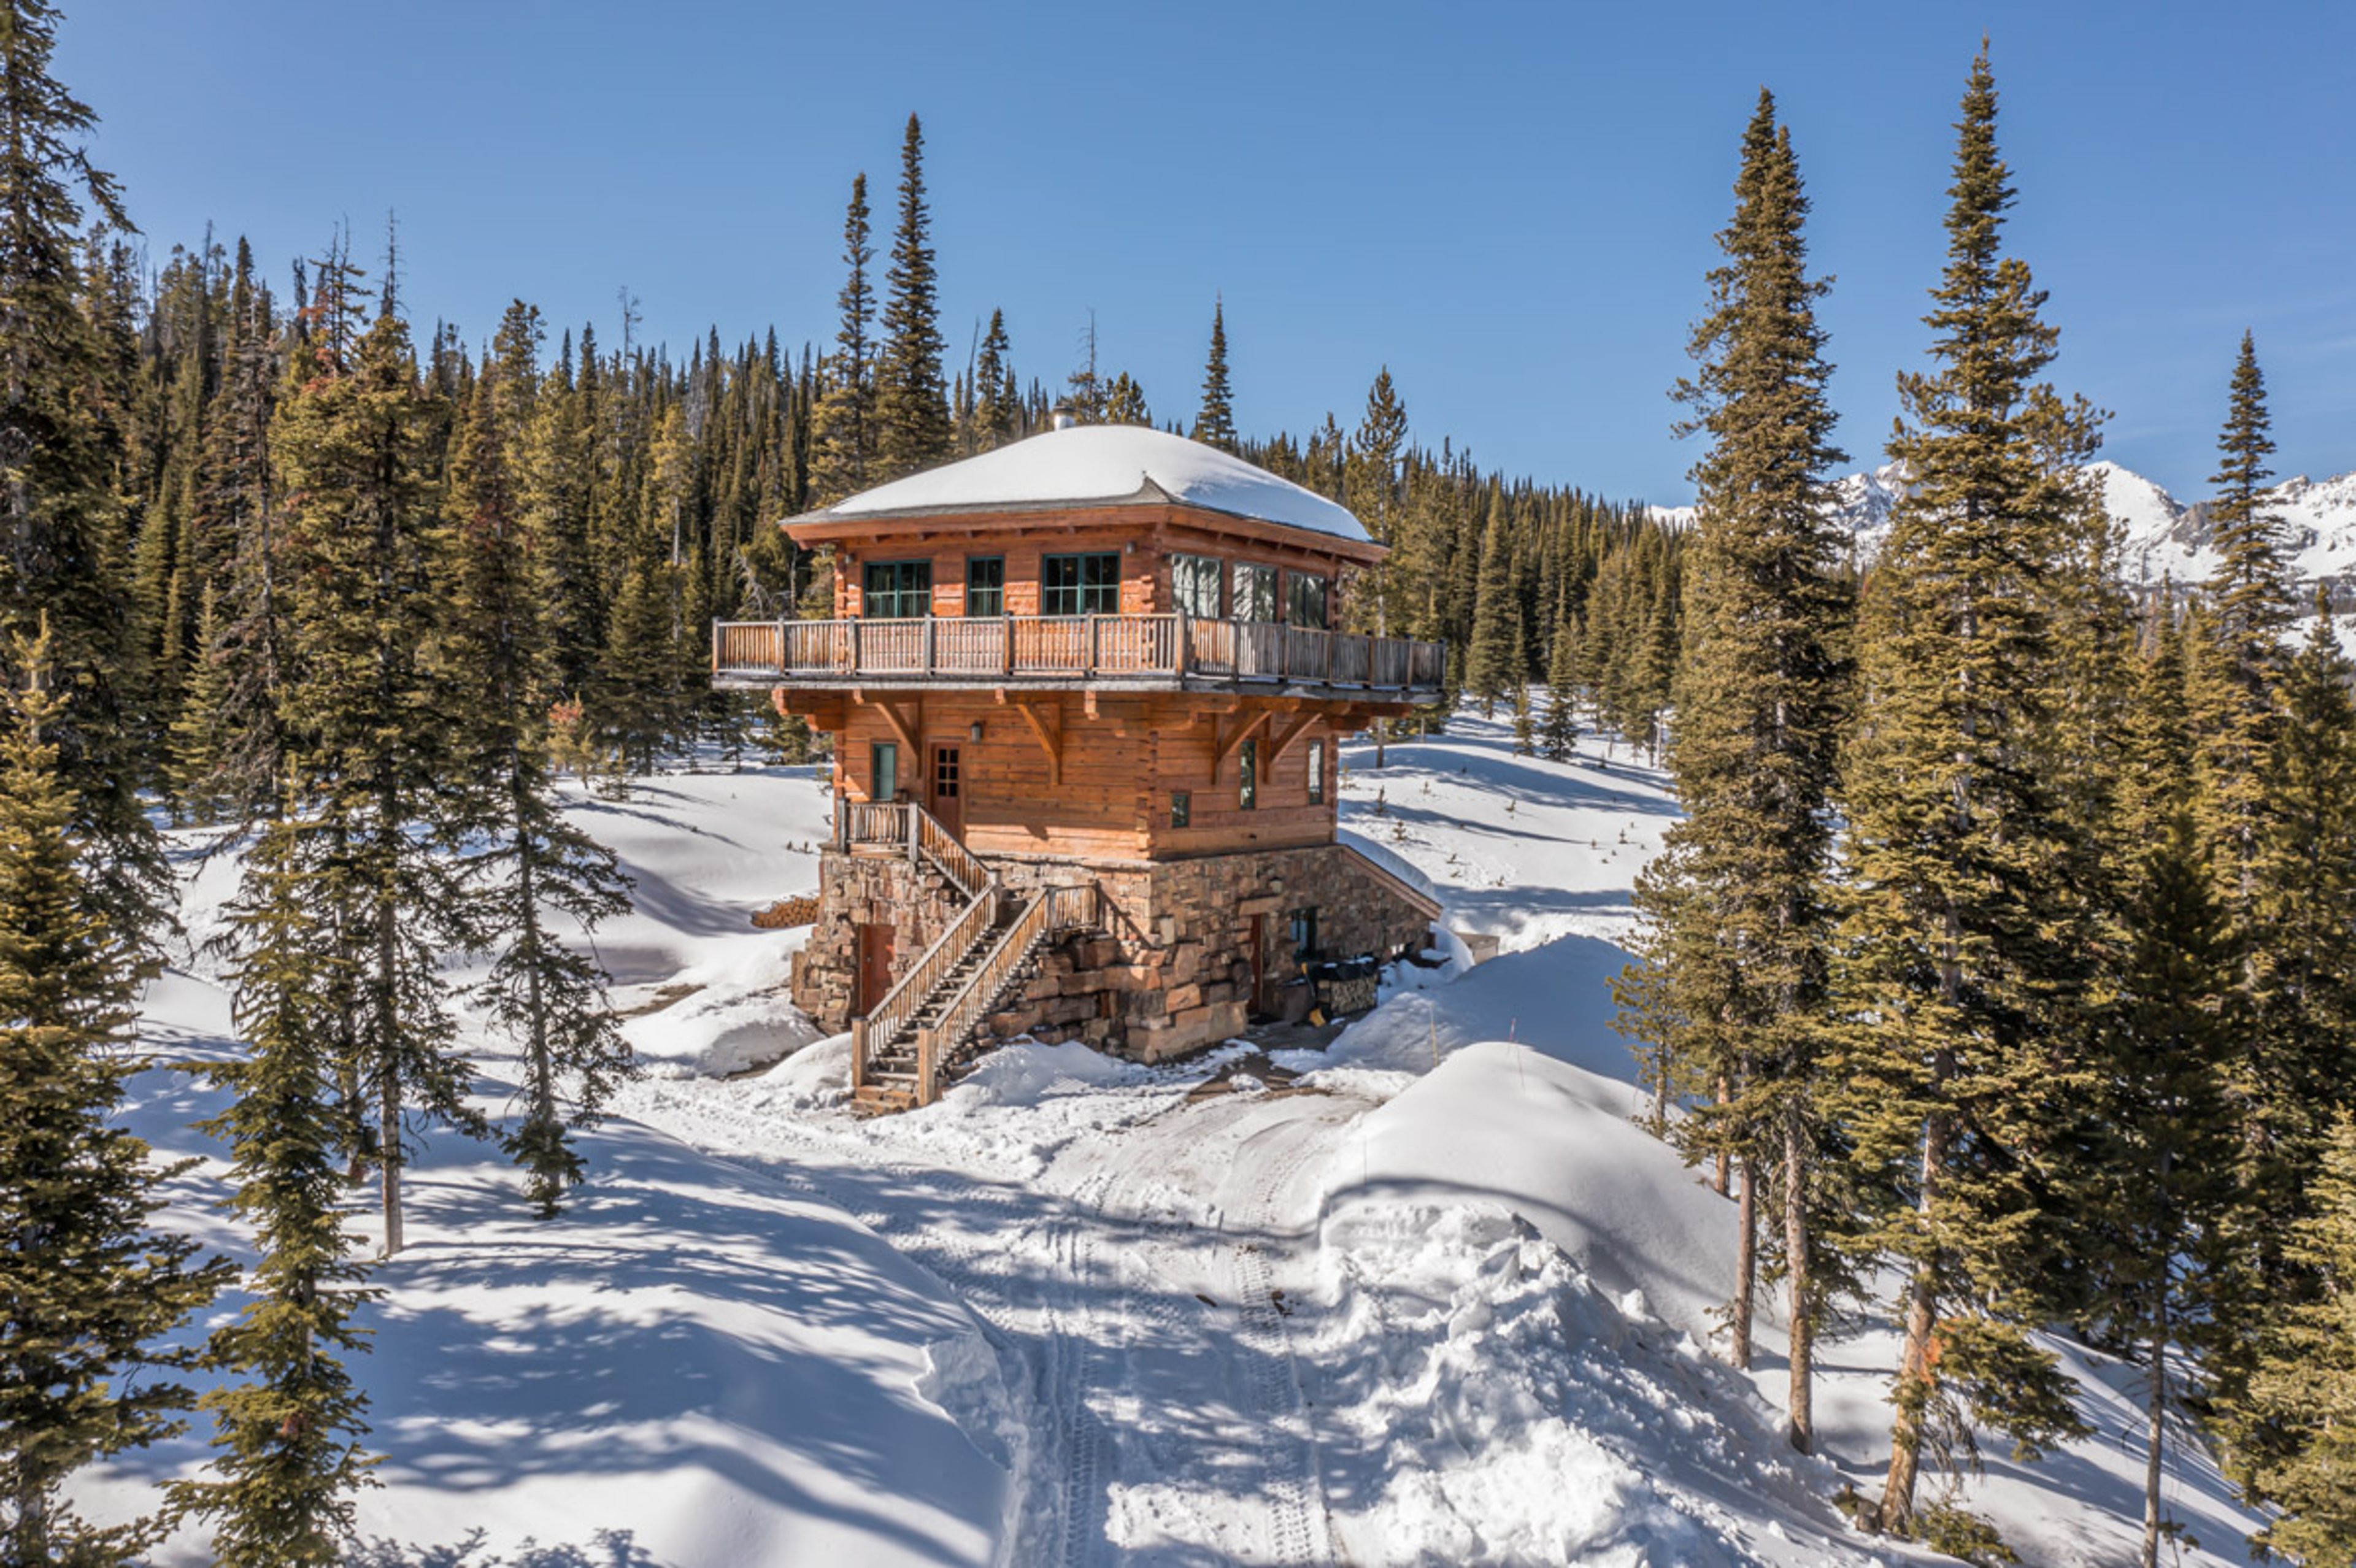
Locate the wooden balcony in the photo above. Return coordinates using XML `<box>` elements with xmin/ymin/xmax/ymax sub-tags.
<box><xmin>711</xmin><ymin>614</ymin><xmax>1447</xmax><ymax>700</ymax></box>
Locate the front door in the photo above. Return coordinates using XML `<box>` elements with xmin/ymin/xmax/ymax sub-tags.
<box><xmin>930</xmin><ymin>745</ymin><xmax>963</xmax><ymax>837</ymax></box>
<box><xmin>856</xmin><ymin>923</ymin><xmax>896</xmax><ymax>1015</ymax></box>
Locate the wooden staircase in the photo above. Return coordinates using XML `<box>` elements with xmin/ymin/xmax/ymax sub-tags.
<box><xmin>847</xmin><ymin>805</ymin><xmax>1101</xmax><ymax>1113</ymax></box>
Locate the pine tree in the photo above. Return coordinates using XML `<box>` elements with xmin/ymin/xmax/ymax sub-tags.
<box><xmin>0</xmin><ymin>0</ymin><xmax>165</xmax><ymax>933</ymax></box>
<box><xmin>1103</xmin><ymin>370</ymin><xmax>1149</xmax><ymax>426</ymax></box>
<box><xmin>1539</xmin><ymin>608</ymin><xmax>1580</xmax><ymax>760</ymax></box>
<box><xmin>196</xmin><ymin>237</ymin><xmax>285</xmax><ymax>813</ymax></box>
<box><xmin>2192</xmin><ymin>331</ymin><xmax>2292</xmax><ymax>913</ymax></box>
<box><xmin>2232</xmin><ymin>1113</ymin><xmax>2356</xmax><ymax>1565</ymax></box>
<box><xmin>443</xmin><ymin>306</ymin><xmax>637</xmax><ymax>1216</ymax></box>
<box><xmin>1831</xmin><ymin>46</ymin><xmax>2102</xmax><ymax>1535</ymax></box>
<box><xmin>807</xmin><ymin>174</ymin><xmax>875</xmax><ymax>504</ymax></box>
<box><xmin>272</xmin><ymin>306</ymin><xmax>478</xmax><ymax>1258</ymax></box>
<box><xmin>167</xmin><ymin>582</ymin><xmax>231</xmax><ymax>822</ymax></box>
<box><xmin>0</xmin><ymin>628</ymin><xmax>223</xmax><ymax>1565</ymax></box>
<box><xmin>872</xmin><ymin>115</ymin><xmax>951</xmax><ymax>482</ymax></box>
<box><xmin>970</xmin><ymin>307</ymin><xmax>1016</xmax><ymax>452</ymax></box>
<box><xmin>2207</xmin><ymin>592</ymin><xmax>2356</xmax><ymax>1492</ymax></box>
<box><xmin>1191</xmin><ymin>298</ymin><xmax>1236</xmax><ymax>452</ymax></box>
<box><xmin>1619</xmin><ymin>89</ymin><xmax>1848</xmax><ymax>1447</ymax></box>
<box><xmin>1463</xmin><ymin>486</ymin><xmax>1519</xmax><ymax>716</ymax></box>
<box><xmin>2076</xmin><ymin>623</ymin><xmax>2239</xmax><ymax>1568</ymax></box>
<box><xmin>169</xmin><ymin>810</ymin><xmax>377</xmax><ymax>1567</ymax></box>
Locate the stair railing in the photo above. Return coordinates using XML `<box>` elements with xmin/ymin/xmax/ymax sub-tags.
<box><xmin>913</xmin><ymin>882</ymin><xmax>1104</xmax><ymax>1105</ymax></box>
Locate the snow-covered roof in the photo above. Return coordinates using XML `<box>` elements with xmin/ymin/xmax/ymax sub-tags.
<box><xmin>803</xmin><ymin>423</ymin><xmax>1374</xmax><ymax>545</ymax></box>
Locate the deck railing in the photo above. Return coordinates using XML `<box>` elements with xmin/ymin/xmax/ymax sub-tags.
<box><xmin>833</xmin><ymin>799</ymin><xmax>988</xmax><ymax>897</ymax></box>
<box><xmin>714</xmin><ymin>613</ymin><xmax>1444</xmax><ymax>694</ymax></box>
<box><xmin>852</xmin><ymin>876</ymin><xmax>999</xmax><ymax>1087</ymax></box>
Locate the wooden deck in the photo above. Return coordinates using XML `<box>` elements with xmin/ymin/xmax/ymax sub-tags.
<box><xmin>711</xmin><ymin>614</ymin><xmax>1446</xmax><ymax>701</ymax></box>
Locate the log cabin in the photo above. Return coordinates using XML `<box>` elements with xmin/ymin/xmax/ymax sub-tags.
<box><xmin>712</xmin><ymin>420</ymin><xmax>1447</xmax><ymax>1110</ymax></box>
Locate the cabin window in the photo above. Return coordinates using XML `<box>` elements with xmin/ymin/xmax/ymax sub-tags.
<box><xmin>1172</xmin><ymin>553</ymin><xmax>1223</xmax><ymax>618</ymax></box>
<box><xmin>1170</xmin><ymin>790</ymin><xmax>1191</xmax><ymax>828</ymax></box>
<box><xmin>965</xmin><ymin>556</ymin><xmax>1004</xmax><ymax>617</ymax></box>
<box><xmin>1042</xmin><ymin>551</ymin><xmax>1120</xmax><ymax>616</ymax></box>
<box><xmin>1287</xmin><ymin>572</ymin><xmax>1330</xmax><ymax>629</ymax></box>
<box><xmin>1233</xmin><ymin>562</ymin><xmax>1280</xmax><ymax>622</ymax></box>
<box><xmin>863</xmin><ymin>559</ymin><xmax>932</xmax><ymax>619</ymax></box>
<box><xmin>870</xmin><ymin>741</ymin><xmax>899</xmax><ymax>802</ymax></box>
<box><xmin>1239</xmin><ymin>737</ymin><xmax>1258</xmax><ymax>810</ymax></box>
<box><xmin>1307</xmin><ymin>739</ymin><xmax>1326</xmax><ymax>805</ymax></box>
<box><xmin>1290</xmin><ymin>907</ymin><xmax>1319</xmax><ymax>964</ymax></box>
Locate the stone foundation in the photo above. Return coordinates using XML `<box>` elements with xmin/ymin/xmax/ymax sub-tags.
<box><xmin>790</xmin><ymin>842</ymin><xmax>1437</xmax><ymax>1063</ymax></box>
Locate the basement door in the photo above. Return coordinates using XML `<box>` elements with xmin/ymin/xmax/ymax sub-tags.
<box><xmin>930</xmin><ymin>745</ymin><xmax>963</xmax><ymax>838</ymax></box>
<box><xmin>857</xmin><ymin>923</ymin><xmax>896</xmax><ymax>1016</ymax></box>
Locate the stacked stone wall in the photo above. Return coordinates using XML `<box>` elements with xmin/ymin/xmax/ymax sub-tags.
<box><xmin>790</xmin><ymin>844</ymin><xmax>1436</xmax><ymax>1063</ymax></box>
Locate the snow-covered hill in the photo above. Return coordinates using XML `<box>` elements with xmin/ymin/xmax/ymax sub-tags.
<box><xmin>80</xmin><ymin>723</ymin><xmax>2266</xmax><ymax>1566</ymax></box>
<box><xmin>1657</xmin><ymin>458</ymin><xmax>2356</xmax><ymax>597</ymax></box>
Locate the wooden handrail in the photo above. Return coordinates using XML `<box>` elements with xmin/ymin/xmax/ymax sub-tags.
<box><xmin>914</xmin><ymin>881</ymin><xmax>1103</xmax><ymax>1104</ymax></box>
<box><xmin>855</xmin><ymin>878</ymin><xmax>998</xmax><ymax>1080</ymax></box>
<box><xmin>712</xmin><ymin>613</ymin><xmax>1444</xmax><ymax>693</ymax></box>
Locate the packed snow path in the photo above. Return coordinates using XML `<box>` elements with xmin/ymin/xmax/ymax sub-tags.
<box><xmin>626</xmin><ymin>1064</ymin><xmax>1360</xmax><ymax>1566</ymax></box>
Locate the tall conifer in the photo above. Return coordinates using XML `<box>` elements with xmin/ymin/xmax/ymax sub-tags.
<box><xmin>807</xmin><ymin>174</ymin><xmax>876</xmax><ymax>504</ymax></box>
<box><xmin>1191</xmin><ymin>298</ymin><xmax>1236</xmax><ymax>452</ymax></box>
<box><xmin>171</xmin><ymin>809</ymin><xmax>377</xmax><ymax>1567</ymax></box>
<box><xmin>0</xmin><ymin>0</ymin><xmax>164</xmax><ymax>931</ymax></box>
<box><xmin>1831</xmin><ymin>46</ymin><xmax>2102</xmax><ymax>1534</ymax></box>
<box><xmin>873</xmin><ymin>114</ymin><xmax>951</xmax><ymax>481</ymax></box>
<box><xmin>0</xmin><ymin>630</ymin><xmax>222</xmax><ymax>1564</ymax></box>
<box><xmin>272</xmin><ymin>304</ymin><xmax>477</xmax><ymax>1256</ymax></box>
<box><xmin>444</xmin><ymin>305</ymin><xmax>636</xmax><ymax>1215</ymax></box>
<box><xmin>1619</xmin><ymin>89</ymin><xmax>1847</xmax><ymax>1447</ymax></box>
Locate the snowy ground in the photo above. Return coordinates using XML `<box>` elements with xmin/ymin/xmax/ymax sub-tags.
<box><xmin>80</xmin><ymin>709</ymin><xmax>2264</xmax><ymax>1566</ymax></box>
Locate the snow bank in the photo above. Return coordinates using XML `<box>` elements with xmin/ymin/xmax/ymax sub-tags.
<box><xmin>815</xmin><ymin>423</ymin><xmax>1373</xmax><ymax>544</ymax></box>
<box><xmin>81</xmin><ymin>999</ymin><xmax>1017</xmax><ymax>1568</ymax></box>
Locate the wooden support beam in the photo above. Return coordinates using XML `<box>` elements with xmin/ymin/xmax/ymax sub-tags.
<box><xmin>848</xmin><ymin>687</ymin><xmax>918</xmax><ymax>753</ymax></box>
<box><xmin>1266</xmin><ymin>711</ymin><xmax>1317</xmax><ymax>766</ymax></box>
<box><xmin>1212</xmin><ymin>709</ymin><xmax>1269</xmax><ymax>782</ymax></box>
<box><xmin>1011</xmin><ymin>696</ymin><xmax>1064</xmax><ymax>786</ymax></box>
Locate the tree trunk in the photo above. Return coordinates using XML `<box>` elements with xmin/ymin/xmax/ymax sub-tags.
<box><xmin>1713</xmin><ymin>1075</ymin><xmax>1732</xmax><ymax>1196</ymax></box>
<box><xmin>1876</xmin><ymin>1264</ymin><xmax>1936</xmax><ymax>1533</ymax></box>
<box><xmin>379</xmin><ymin>1058</ymin><xmax>402</xmax><ymax>1258</ymax></box>
<box><xmin>1731</xmin><ymin>1155</ymin><xmax>1757</xmax><ymax>1369</ymax></box>
<box><xmin>2141</xmin><ymin>1278</ymin><xmax>2168</xmax><ymax>1568</ymax></box>
<box><xmin>1784</xmin><ymin>1104</ymin><xmax>1815</xmax><ymax>1453</ymax></box>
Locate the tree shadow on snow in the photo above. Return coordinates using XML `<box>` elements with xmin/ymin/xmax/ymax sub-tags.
<box><xmin>349</xmin><ymin>1527</ymin><xmax>667</xmax><ymax>1568</ymax></box>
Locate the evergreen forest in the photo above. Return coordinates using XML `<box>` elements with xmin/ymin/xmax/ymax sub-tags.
<box><xmin>2</xmin><ymin>1</ymin><xmax>2351</xmax><ymax>1563</ymax></box>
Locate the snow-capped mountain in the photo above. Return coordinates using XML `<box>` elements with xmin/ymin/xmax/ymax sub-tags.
<box><xmin>1657</xmin><ymin>460</ymin><xmax>2356</xmax><ymax>602</ymax></box>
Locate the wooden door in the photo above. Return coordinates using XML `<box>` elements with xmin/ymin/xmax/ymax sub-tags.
<box><xmin>856</xmin><ymin>923</ymin><xmax>896</xmax><ymax>1015</ymax></box>
<box><xmin>930</xmin><ymin>745</ymin><xmax>963</xmax><ymax>837</ymax></box>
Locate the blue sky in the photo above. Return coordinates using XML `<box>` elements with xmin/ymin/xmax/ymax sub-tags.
<box><xmin>64</xmin><ymin>1</ymin><xmax>2356</xmax><ymax>504</ymax></box>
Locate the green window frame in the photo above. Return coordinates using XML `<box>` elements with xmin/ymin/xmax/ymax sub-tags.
<box><xmin>1287</xmin><ymin>572</ymin><xmax>1330</xmax><ymax>629</ymax></box>
<box><xmin>862</xmin><ymin>559</ymin><xmax>933</xmax><ymax>619</ymax></box>
<box><xmin>1042</xmin><ymin>551</ymin><xmax>1120</xmax><ymax>617</ymax></box>
<box><xmin>1290</xmin><ymin>906</ymin><xmax>1319</xmax><ymax>964</ymax></box>
<box><xmin>1170</xmin><ymin>790</ymin><xmax>1190</xmax><ymax>829</ymax></box>
<box><xmin>1232</xmin><ymin>562</ymin><xmax>1279</xmax><ymax>622</ymax></box>
<box><xmin>1239</xmin><ymin>737</ymin><xmax>1258</xmax><ymax>810</ymax></box>
<box><xmin>1307</xmin><ymin>739</ymin><xmax>1326</xmax><ymax>805</ymax></box>
<box><xmin>1172</xmin><ymin>553</ymin><xmax>1223</xmax><ymax>618</ymax></box>
<box><xmin>871</xmin><ymin>741</ymin><xmax>898</xmax><ymax>802</ymax></box>
<box><xmin>965</xmin><ymin>555</ymin><xmax>1004</xmax><ymax>618</ymax></box>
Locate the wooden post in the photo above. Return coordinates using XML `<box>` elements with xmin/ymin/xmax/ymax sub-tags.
<box><xmin>915</xmin><ymin>1025</ymin><xmax>937</xmax><ymax>1107</ymax></box>
<box><xmin>852</xmin><ymin>1019</ymin><xmax>868</xmax><ymax>1093</ymax></box>
<box><xmin>923</xmin><ymin>615</ymin><xmax>936</xmax><ymax>675</ymax></box>
<box><xmin>833</xmin><ymin>794</ymin><xmax>845</xmax><ymax>850</ymax></box>
<box><xmin>849</xmin><ymin>617</ymin><xmax>862</xmax><ymax>675</ymax></box>
<box><xmin>1085</xmin><ymin>613</ymin><xmax>1098</xmax><ymax>676</ymax></box>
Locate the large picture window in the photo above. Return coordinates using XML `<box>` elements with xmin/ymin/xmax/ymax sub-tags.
<box><xmin>1232</xmin><ymin>562</ymin><xmax>1279</xmax><ymax>622</ymax></box>
<box><xmin>1172</xmin><ymin>553</ymin><xmax>1223</xmax><ymax>618</ymax></box>
<box><xmin>965</xmin><ymin>556</ymin><xmax>1004</xmax><ymax>618</ymax></box>
<box><xmin>1042</xmin><ymin>551</ymin><xmax>1120</xmax><ymax>616</ymax></box>
<box><xmin>1287</xmin><ymin>572</ymin><xmax>1330</xmax><ymax>630</ymax></box>
<box><xmin>863</xmin><ymin>559</ymin><xmax>932</xmax><ymax>619</ymax></box>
